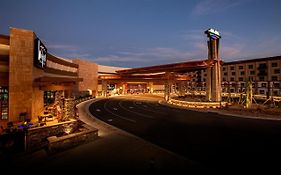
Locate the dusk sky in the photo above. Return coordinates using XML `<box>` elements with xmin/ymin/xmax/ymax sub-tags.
<box><xmin>1</xmin><ymin>0</ymin><xmax>281</xmax><ymax>67</ymax></box>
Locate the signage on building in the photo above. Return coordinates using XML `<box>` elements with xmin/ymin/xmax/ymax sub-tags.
<box><xmin>205</xmin><ymin>28</ymin><xmax>221</xmax><ymax>40</ymax></box>
<box><xmin>34</xmin><ymin>38</ymin><xmax>47</xmax><ymax>69</ymax></box>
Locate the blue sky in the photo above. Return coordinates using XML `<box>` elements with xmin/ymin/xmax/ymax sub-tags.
<box><xmin>1</xmin><ymin>0</ymin><xmax>281</xmax><ymax>67</ymax></box>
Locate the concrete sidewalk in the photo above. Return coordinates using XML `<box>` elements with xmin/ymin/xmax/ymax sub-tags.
<box><xmin>7</xmin><ymin>99</ymin><xmax>199</xmax><ymax>173</ymax></box>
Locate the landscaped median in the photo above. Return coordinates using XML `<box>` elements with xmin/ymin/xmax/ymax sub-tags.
<box><xmin>167</xmin><ymin>98</ymin><xmax>228</xmax><ymax>108</ymax></box>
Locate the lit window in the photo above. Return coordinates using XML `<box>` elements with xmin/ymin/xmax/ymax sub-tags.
<box><xmin>0</xmin><ymin>87</ymin><xmax>8</xmax><ymax>120</ymax></box>
<box><xmin>272</xmin><ymin>76</ymin><xmax>278</xmax><ymax>81</ymax></box>
<box><xmin>274</xmin><ymin>69</ymin><xmax>280</xmax><ymax>74</ymax></box>
<box><xmin>272</xmin><ymin>62</ymin><xmax>278</xmax><ymax>67</ymax></box>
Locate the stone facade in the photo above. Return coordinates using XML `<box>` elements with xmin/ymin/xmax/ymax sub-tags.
<box><xmin>27</xmin><ymin>119</ymin><xmax>77</xmax><ymax>152</ymax></box>
<box><xmin>63</xmin><ymin>98</ymin><xmax>75</xmax><ymax>121</ymax></box>
<box><xmin>47</xmin><ymin>124</ymin><xmax>98</xmax><ymax>154</ymax></box>
<box><xmin>9</xmin><ymin>28</ymin><xmax>35</xmax><ymax>122</ymax></box>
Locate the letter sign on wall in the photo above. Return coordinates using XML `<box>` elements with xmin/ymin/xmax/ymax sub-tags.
<box><xmin>34</xmin><ymin>38</ymin><xmax>47</xmax><ymax>69</ymax></box>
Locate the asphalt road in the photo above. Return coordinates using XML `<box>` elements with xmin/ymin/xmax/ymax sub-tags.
<box><xmin>89</xmin><ymin>95</ymin><xmax>281</xmax><ymax>172</ymax></box>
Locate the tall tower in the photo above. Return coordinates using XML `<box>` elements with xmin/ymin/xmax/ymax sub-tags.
<box><xmin>205</xmin><ymin>28</ymin><xmax>222</xmax><ymax>102</ymax></box>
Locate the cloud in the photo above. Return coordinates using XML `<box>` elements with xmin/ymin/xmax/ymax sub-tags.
<box><xmin>93</xmin><ymin>46</ymin><xmax>206</xmax><ymax>68</ymax></box>
<box><xmin>93</xmin><ymin>55</ymin><xmax>148</xmax><ymax>63</ymax></box>
<box><xmin>181</xmin><ymin>29</ymin><xmax>205</xmax><ymax>41</ymax></box>
<box><xmin>191</xmin><ymin>0</ymin><xmax>242</xmax><ymax>16</ymax></box>
<box><xmin>48</xmin><ymin>44</ymin><xmax>78</xmax><ymax>51</ymax></box>
<box><xmin>47</xmin><ymin>43</ymin><xmax>92</xmax><ymax>59</ymax></box>
<box><xmin>221</xmin><ymin>46</ymin><xmax>241</xmax><ymax>58</ymax></box>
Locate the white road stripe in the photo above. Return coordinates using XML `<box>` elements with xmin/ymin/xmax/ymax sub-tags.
<box><xmin>104</xmin><ymin>100</ymin><xmax>136</xmax><ymax>123</ymax></box>
<box><xmin>119</xmin><ymin>100</ymin><xmax>154</xmax><ymax>119</ymax></box>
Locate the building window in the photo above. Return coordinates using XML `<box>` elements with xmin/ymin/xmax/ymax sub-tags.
<box><xmin>248</xmin><ymin>65</ymin><xmax>253</xmax><ymax>69</ymax></box>
<box><xmin>241</xmin><ymin>83</ymin><xmax>245</xmax><ymax>87</ymax></box>
<box><xmin>203</xmin><ymin>78</ymin><xmax>206</xmax><ymax>82</ymax></box>
<box><xmin>274</xmin><ymin>83</ymin><xmax>280</xmax><ymax>88</ymax></box>
<box><xmin>224</xmin><ymin>72</ymin><xmax>227</xmax><ymax>76</ymax></box>
<box><xmin>222</xmin><ymin>67</ymin><xmax>226</xmax><ymax>71</ymax></box>
<box><xmin>258</xmin><ymin>63</ymin><xmax>267</xmax><ymax>69</ymax></box>
<box><xmin>250</xmin><ymin>71</ymin><xmax>255</xmax><ymax>75</ymax></box>
<box><xmin>240</xmin><ymin>71</ymin><xmax>245</xmax><ymax>75</ymax></box>
<box><xmin>273</xmin><ymin>91</ymin><xmax>279</xmax><ymax>96</ymax></box>
<box><xmin>222</xmin><ymin>78</ymin><xmax>226</xmax><ymax>81</ymax></box>
<box><xmin>272</xmin><ymin>62</ymin><xmax>278</xmax><ymax>67</ymax></box>
<box><xmin>230</xmin><ymin>66</ymin><xmax>235</xmax><ymax>70</ymax></box>
<box><xmin>230</xmin><ymin>77</ymin><xmax>235</xmax><ymax>81</ymax></box>
<box><xmin>259</xmin><ymin>76</ymin><xmax>265</xmax><ymax>81</ymax></box>
<box><xmin>204</xmin><ymin>74</ymin><xmax>207</xmax><ymax>77</ymax></box>
<box><xmin>0</xmin><ymin>87</ymin><xmax>8</xmax><ymax>120</ymax></box>
<box><xmin>247</xmin><ymin>77</ymin><xmax>254</xmax><ymax>81</ymax></box>
<box><xmin>261</xmin><ymin>83</ymin><xmax>267</xmax><ymax>87</ymax></box>
<box><xmin>231</xmin><ymin>72</ymin><xmax>236</xmax><ymax>76</ymax></box>
<box><xmin>259</xmin><ymin>90</ymin><xmax>265</xmax><ymax>94</ymax></box>
<box><xmin>230</xmin><ymin>89</ymin><xmax>235</xmax><ymax>93</ymax></box>
<box><xmin>272</xmin><ymin>76</ymin><xmax>278</xmax><ymax>81</ymax></box>
<box><xmin>239</xmin><ymin>77</ymin><xmax>244</xmax><ymax>81</ymax></box>
<box><xmin>274</xmin><ymin>69</ymin><xmax>280</xmax><ymax>74</ymax></box>
<box><xmin>239</xmin><ymin>66</ymin><xmax>243</xmax><ymax>69</ymax></box>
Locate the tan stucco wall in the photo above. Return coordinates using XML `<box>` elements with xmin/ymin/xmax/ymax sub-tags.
<box><xmin>73</xmin><ymin>59</ymin><xmax>98</xmax><ymax>96</ymax></box>
<box><xmin>31</xmin><ymin>87</ymin><xmax>44</xmax><ymax>122</ymax></box>
<box><xmin>98</xmin><ymin>64</ymin><xmax>129</xmax><ymax>74</ymax></box>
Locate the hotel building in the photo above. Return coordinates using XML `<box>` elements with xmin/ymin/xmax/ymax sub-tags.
<box><xmin>0</xmin><ymin>27</ymin><xmax>281</xmax><ymax>127</ymax></box>
<box><xmin>198</xmin><ymin>56</ymin><xmax>281</xmax><ymax>97</ymax></box>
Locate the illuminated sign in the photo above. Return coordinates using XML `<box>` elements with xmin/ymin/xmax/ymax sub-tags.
<box><xmin>34</xmin><ymin>38</ymin><xmax>47</xmax><ymax>69</ymax></box>
<box><xmin>205</xmin><ymin>28</ymin><xmax>221</xmax><ymax>40</ymax></box>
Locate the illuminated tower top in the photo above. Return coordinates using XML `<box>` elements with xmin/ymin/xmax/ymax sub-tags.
<box><xmin>204</xmin><ymin>28</ymin><xmax>221</xmax><ymax>40</ymax></box>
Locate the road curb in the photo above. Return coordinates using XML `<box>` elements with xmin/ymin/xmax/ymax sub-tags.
<box><xmin>77</xmin><ymin>98</ymin><xmax>196</xmax><ymax>164</ymax></box>
<box><xmin>158</xmin><ymin>100</ymin><xmax>281</xmax><ymax>122</ymax></box>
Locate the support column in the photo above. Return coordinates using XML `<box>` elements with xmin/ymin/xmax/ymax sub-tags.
<box><xmin>206</xmin><ymin>66</ymin><xmax>212</xmax><ymax>101</ymax></box>
<box><xmin>148</xmin><ymin>82</ymin><xmax>154</xmax><ymax>93</ymax></box>
<box><xmin>178</xmin><ymin>81</ymin><xmax>185</xmax><ymax>97</ymax></box>
<box><xmin>246</xmin><ymin>79</ymin><xmax>253</xmax><ymax>108</ymax></box>
<box><xmin>101</xmin><ymin>80</ymin><xmax>107</xmax><ymax>97</ymax></box>
<box><xmin>164</xmin><ymin>80</ymin><xmax>171</xmax><ymax>101</ymax></box>
<box><xmin>205</xmin><ymin>28</ymin><xmax>222</xmax><ymax>102</ymax></box>
<box><xmin>63</xmin><ymin>98</ymin><xmax>75</xmax><ymax>121</ymax></box>
<box><xmin>122</xmin><ymin>83</ymin><xmax>126</xmax><ymax>95</ymax></box>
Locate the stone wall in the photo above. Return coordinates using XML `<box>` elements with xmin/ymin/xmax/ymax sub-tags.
<box><xmin>47</xmin><ymin>124</ymin><xmax>98</xmax><ymax>154</ymax></box>
<box><xmin>63</xmin><ymin>98</ymin><xmax>75</xmax><ymax>121</ymax></box>
<box><xmin>26</xmin><ymin>119</ymin><xmax>77</xmax><ymax>152</ymax></box>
